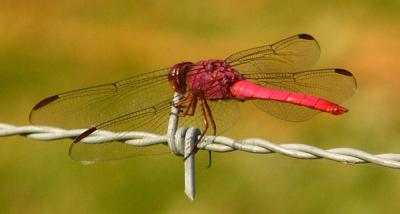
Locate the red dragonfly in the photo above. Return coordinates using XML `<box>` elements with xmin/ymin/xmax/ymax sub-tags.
<box><xmin>30</xmin><ymin>34</ymin><xmax>357</xmax><ymax>161</ymax></box>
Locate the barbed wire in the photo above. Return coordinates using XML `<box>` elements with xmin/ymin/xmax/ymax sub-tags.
<box><xmin>3</xmin><ymin>120</ymin><xmax>400</xmax><ymax>201</ymax></box>
<box><xmin>2</xmin><ymin>123</ymin><xmax>400</xmax><ymax>169</ymax></box>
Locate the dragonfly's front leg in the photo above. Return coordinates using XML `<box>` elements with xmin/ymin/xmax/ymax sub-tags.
<box><xmin>181</xmin><ymin>96</ymin><xmax>198</xmax><ymax>117</ymax></box>
<box><xmin>172</xmin><ymin>93</ymin><xmax>193</xmax><ymax>117</ymax></box>
<box><xmin>174</xmin><ymin>93</ymin><xmax>191</xmax><ymax>109</ymax></box>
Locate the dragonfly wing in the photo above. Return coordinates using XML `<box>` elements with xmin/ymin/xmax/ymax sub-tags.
<box><xmin>225</xmin><ymin>34</ymin><xmax>320</xmax><ymax>73</ymax></box>
<box><xmin>243</xmin><ymin>69</ymin><xmax>357</xmax><ymax>121</ymax></box>
<box><xmin>29</xmin><ymin>68</ymin><xmax>173</xmax><ymax>131</ymax></box>
<box><xmin>69</xmin><ymin>100</ymin><xmax>173</xmax><ymax>161</ymax></box>
<box><xmin>30</xmin><ymin>68</ymin><xmax>177</xmax><ymax>161</ymax></box>
<box><xmin>207</xmin><ymin>99</ymin><xmax>240</xmax><ymax>134</ymax></box>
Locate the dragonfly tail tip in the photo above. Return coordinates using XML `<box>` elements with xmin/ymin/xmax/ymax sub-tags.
<box><xmin>331</xmin><ymin>106</ymin><xmax>348</xmax><ymax>115</ymax></box>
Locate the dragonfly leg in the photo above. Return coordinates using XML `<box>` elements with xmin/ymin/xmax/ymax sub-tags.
<box><xmin>181</xmin><ymin>96</ymin><xmax>198</xmax><ymax>117</ymax></box>
<box><xmin>202</xmin><ymin>98</ymin><xmax>216</xmax><ymax>168</ymax></box>
<box><xmin>173</xmin><ymin>93</ymin><xmax>191</xmax><ymax>109</ymax></box>
<box><xmin>188</xmin><ymin>97</ymin><xmax>198</xmax><ymax>116</ymax></box>
<box><xmin>169</xmin><ymin>93</ymin><xmax>190</xmax><ymax>117</ymax></box>
<box><xmin>184</xmin><ymin>97</ymin><xmax>215</xmax><ymax>168</ymax></box>
<box><xmin>183</xmin><ymin>97</ymin><xmax>208</xmax><ymax>160</ymax></box>
<box><xmin>202</xmin><ymin>98</ymin><xmax>216</xmax><ymax>136</ymax></box>
<box><xmin>199</xmin><ymin>97</ymin><xmax>209</xmax><ymax>140</ymax></box>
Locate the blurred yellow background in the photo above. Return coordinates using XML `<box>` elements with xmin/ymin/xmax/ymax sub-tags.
<box><xmin>1</xmin><ymin>0</ymin><xmax>400</xmax><ymax>213</ymax></box>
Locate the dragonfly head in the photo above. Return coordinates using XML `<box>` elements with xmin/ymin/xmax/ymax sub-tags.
<box><xmin>168</xmin><ymin>62</ymin><xmax>194</xmax><ymax>94</ymax></box>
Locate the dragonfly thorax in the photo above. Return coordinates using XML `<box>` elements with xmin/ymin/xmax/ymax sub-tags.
<box><xmin>186</xmin><ymin>59</ymin><xmax>243</xmax><ymax>100</ymax></box>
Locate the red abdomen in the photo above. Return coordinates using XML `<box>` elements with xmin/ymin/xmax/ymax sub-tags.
<box><xmin>230</xmin><ymin>80</ymin><xmax>348</xmax><ymax>115</ymax></box>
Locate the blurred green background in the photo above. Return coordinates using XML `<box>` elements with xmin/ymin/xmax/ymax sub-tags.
<box><xmin>1</xmin><ymin>0</ymin><xmax>400</xmax><ymax>213</ymax></box>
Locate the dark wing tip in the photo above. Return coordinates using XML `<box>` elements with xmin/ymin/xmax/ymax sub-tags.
<box><xmin>298</xmin><ymin>34</ymin><xmax>315</xmax><ymax>40</ymax></box>
<box><xmin>32</xmin><ymin>95</ymin><xmax>59</xmax><ymax>110</ymax></box>
<box><xmin>70</xmin><ymin>127</ymin><xmax>97</xmax><ymax>160</ymax></box>
<box><xmin>29</xmin><ymin>95</ymin><xmax>59</xmax><ymax>123</ymax></box>
<box><xmin>73</xmin><ymin>127</ymin><xmax>97</xmax><ymax>143</ymax></box>
<box><xmin>334</xmin><ymin>69</ymin><xmax>353</xmax><ymax>77</ymax></box>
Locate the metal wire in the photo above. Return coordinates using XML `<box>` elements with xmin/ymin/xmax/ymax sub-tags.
<box><xmin>2</xmin><ymin>122</ymin><xmax>400</xmax><ymax>169</ymax></box>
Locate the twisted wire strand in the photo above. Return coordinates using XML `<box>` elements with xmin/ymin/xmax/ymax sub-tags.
<box><xmin>1</xmin><ymin>123</ymin><xmax>400</xmax><ymax>169</ymax></box>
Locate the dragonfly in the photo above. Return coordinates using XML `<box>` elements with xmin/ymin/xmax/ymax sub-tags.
<box><xmin>29</xmin><ymin>34</ymin><xmax>357</xmax><ymax>161</ymax></box>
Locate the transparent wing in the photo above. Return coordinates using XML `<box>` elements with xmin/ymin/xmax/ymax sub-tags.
<box><xmin>69</xmin><ymin>99</ymin><xmax>174</xmax><ymax>161</ymax></box>
<box><xmin>29</xmin><ymin>68</ymin><xmax>173</xmax><ymax>130</ymax></box>
<box><xmin>243</xmin><ymin>69</ymin><xmax>357</xmax><ymax>121</ymax></box>
<box><xmin>30</xmin><ymin>68</ymin><xmax>176</xmax><ymax>161</ymax></box>
<box><xmin>225</xmin><ymin>34</ymin><xmax>321</xmax><ymax>74</ymax></box>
